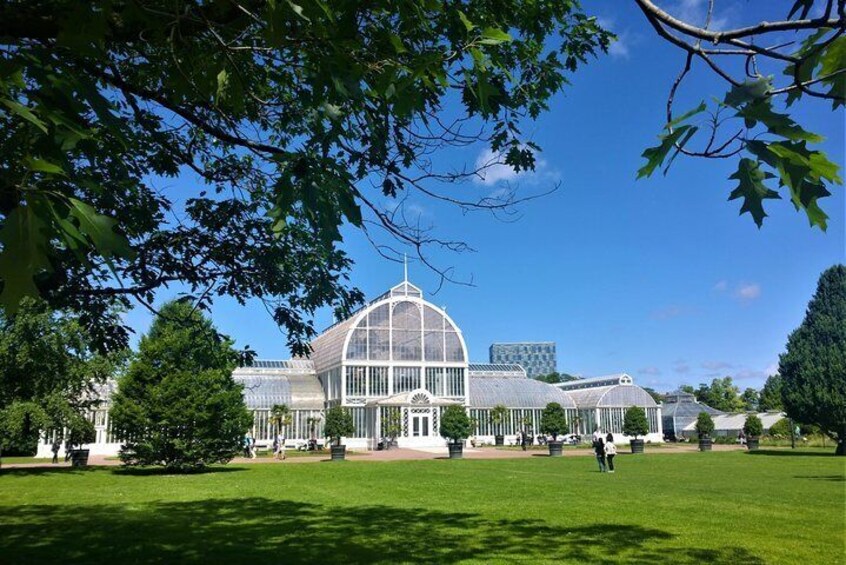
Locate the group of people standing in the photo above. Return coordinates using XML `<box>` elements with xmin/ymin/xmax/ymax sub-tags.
<box><xmin>242</xmin><ymin>432</ymin><xmax>288</xmax><ymax>460</ymax></box>
<box><xmin>592</xmin><ymin>429</ymin><xmax>617</xmax><ymax>473</ymax></box>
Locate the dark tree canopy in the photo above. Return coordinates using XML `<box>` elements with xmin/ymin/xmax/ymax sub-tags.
<box><xmin>0</xmin><ymin>1</ymin><xmax>842</xmax><ymax>361</ymax></box>
<box><xmin>0</xmin><ymin>0</ymin><xmax>611</xmax><ymax>354</ymax></box>
<box><xmin>110</xmin><ymin>300</ymin><xmax>252</xmax><ymax>471</ymax></box>
<box><xmin>0</xmin><ymin>298</ymin><xmax>121</xmax><ymax>457</ymax></box>
<box><xmin>779</xmin><ymin>264</ymin><xmax>846</xmax><ymax>455</ymax></box>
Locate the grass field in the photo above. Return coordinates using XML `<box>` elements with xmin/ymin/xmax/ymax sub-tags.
<box><xmin>0</xmin><ymin>450</ymin><xmax>843</xmax><ymax>564</ymax></box>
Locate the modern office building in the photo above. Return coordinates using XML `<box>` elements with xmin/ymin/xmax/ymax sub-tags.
<box><xmin>488</xmin><ymin>342</ymin><xmax>557</xmax><ymax>378</ymax></box>
<box><xmin>37</xmin><ymin>278</ymin><xmax>662</xmax><ymax>456</ymax></box>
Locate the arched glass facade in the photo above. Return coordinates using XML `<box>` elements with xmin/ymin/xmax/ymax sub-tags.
<box><xmin>309</xmin><ymin>281</ymin><xmax>469</xmax><ymax>445</ymax></box>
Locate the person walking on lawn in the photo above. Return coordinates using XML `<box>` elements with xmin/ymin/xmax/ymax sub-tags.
<box><xmin>604</xmin><ymin>433</ymin><xmax>617</xmax><ymax>473</ymax></box>
<box><xmin>593</xmin><ymin>435</ymin><xmax>606</xmax><ymax>472</ymax></box>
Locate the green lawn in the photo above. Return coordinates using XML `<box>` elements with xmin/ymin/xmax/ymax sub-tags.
<box><xmin>0</xmin><ymin>450</ymin><xmax>843</xmax><ymax>564</ymax></box>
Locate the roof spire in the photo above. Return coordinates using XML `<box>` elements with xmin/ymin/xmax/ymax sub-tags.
<box><xmin>403</xmin><ymin>253</ymin><xmax>408</xmax><ymax>283</ymax></box>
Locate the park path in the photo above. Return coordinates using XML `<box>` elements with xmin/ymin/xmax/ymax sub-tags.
<box><xmin>0</xmin><ymin>443</ymin><xmax>747</xmax><ymax>469</ymax></box>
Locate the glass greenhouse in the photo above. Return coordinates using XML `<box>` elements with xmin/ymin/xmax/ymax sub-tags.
<box><xmin>37</xmin><ymin>277</ymin><xmax>664</xmax><ymax>456</ymax></box>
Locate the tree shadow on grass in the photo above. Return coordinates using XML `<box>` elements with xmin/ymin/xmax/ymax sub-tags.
<box><xmin>748</xmin><ymin>450</ymin><xmax>836</xmax><ymax>457</ymax></box>
<box><xmin>111</xmin><ymin>466</ymin><xmax>247</xmax><ymax>477</ymax></box>
<box><xmin>0</xmin><ymin>498</ymin><xmax>765</xmax><ymax>564</ymax></box>
<box><xmin>0</xmin><ymin>465</ymin><xmax>247</xmax><ymax>478</ymax></box>
<box><xmin>0</xmin><ymin>466</ymin><xmax>92</xmax><ymax>477</ymax></box>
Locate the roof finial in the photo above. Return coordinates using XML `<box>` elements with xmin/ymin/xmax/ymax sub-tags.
<box><xmin>403</xmin><ymin>253</ymin><xmax>408</xmax><ymax>283</ymax></box>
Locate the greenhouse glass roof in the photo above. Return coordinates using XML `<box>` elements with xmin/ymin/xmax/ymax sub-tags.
<box><xmin>469</xmin><ymin>376</ymin><xmax>576</xmax><ymax>409</ymax></box>
<box><xmin>565</xmin><ymin>384</ymin><xmax>658</xmax><ymax>409</ymax></box>
<box><xmin>232</xmin><ymin>364</ymin><xmax>323</xmax><ymax>410</ymax></box>
<box><xmin>468</xmin><ymin>363</ymin><xmax>526</xmax><ymax>376</ymax></box>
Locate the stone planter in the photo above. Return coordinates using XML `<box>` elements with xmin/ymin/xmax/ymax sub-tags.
<box><xmin>494</xmin><ymin>435</ymin><xmax>504</xmax><ymax>446</ymax></box>
<box><xmin>448</xmin><ymin>442</ymin><xmax>463</xmax><ymax>459</ymax></box>
<box><xmin>746</xmin><ymin>438</ymin><xmax>760</xmax><ymax>451</ymax></box>
<box><xmin>548</xmin><ymin>441</ymin><xmax>563</xmax><ymax>457</ymax></box>
<box><xmin>330</xmin><ymin>444</ymin><xmax>347</xmax><ymax>461</ymax></box>
<box><xmin>630</xmin><ymin>439</ymin><xmax>645</xmax><ymax>454</ymax></box>
<box><xmin>698</xmin><ymin>437</ymin><xmax>712</xmax><ymax>452</ymax></box>
<box><xmin>70</xmin><ymin>449</ymin><xmax>90</xmax><ymax>467</ymax></box>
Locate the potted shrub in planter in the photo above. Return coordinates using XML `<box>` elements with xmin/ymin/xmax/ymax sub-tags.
<box><xmin>540</xmin><ymin>402</ymin><xmax>567</xmax><ymax>457</ymax></box>
<box><xmin>695</xmin><ymin>412</ymin><xmax>715</xmax><ymax>452</ymax></box>
<box><xmin>440</xmin><ymin>405</ymin><xmax>472</xmax><ymax>459</ymax></box>
<box><xmin>623</xmin><ymin>406</ymin><xmax>649</xmax><ymax>454</ymax></box>
<box><xmin>67</xmin><ymin>414</ymin><xmax>96</xmax><ymax>467</ymax></box>
<box><xmin>490</xmin><ymin>404</ymin><xmax>508</xmax><ymax>446</ymax></box>
<box><xmin>744</xmin><ymin>413</ymin><xmax>763</xmax><ymax>451</ymax></box>
<box><xmin>324</xmin><ymin>406</ymin><xmax>355</xmax><ymax>461</ymax></box>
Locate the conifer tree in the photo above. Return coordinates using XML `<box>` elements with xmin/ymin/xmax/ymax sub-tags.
<box><xmin>779</xmin><ymin>265</ymin><xmax>846</xmax><ymax>455</ymax></box>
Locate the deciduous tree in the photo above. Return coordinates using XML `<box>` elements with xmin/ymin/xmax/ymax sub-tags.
<box><xmin>0</xmin><ymin>298</ymin><xmax>121</xmax><ymax>461</ymax></box>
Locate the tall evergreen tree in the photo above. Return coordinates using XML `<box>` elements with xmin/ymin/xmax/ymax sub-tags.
<box><xmin>758</xmin><ymin>374</ymin><xmax>784</xmax><ymax>412</ymax></box>
<box><xmin>779</xmin><ymin>265</ymin><xmax>846</xmax><ymax>455</ymax></box>
<box><xmin>110</xmin><ymin>301</ymin><xmax>252</xmax><ymax>471</ymax></box>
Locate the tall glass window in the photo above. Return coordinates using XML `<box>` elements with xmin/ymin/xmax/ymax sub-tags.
<box><xmin>445</xmin><ymin>368</ymin><xmax>464</xmax><ymax>396</ymax></box>
<box><xmin>346</xmin><ymin>366</ymin><xmax>367</xmax><ymax>396</ymax></box>
<box><xmin>394</xmin><ymin>367</ymin><xmax>420</xmax><ymax>393</ymax></box>
<box><xmin>369</xmin><ymin>366</ymin><xmax>388</xmax><ymax>396</ymax></box>
<box><xmin>425</xmin><ymin>367</ymin><xmax>443</xmax><ymax>396</ymax></box>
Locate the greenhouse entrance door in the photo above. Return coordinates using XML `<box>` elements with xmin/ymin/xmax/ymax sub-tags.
<box><xmin>411</xmin><ymin>414</ymin><xmax>431</xmax><ymax>437</ymax></box>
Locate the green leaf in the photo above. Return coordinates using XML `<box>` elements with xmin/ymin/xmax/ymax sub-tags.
<box><xmin>819</xmin><ymin>36</ymin><xmax>846</xmax><ymax>107</ymax></box>
<box><xmin>747</xmin><ymin>140</ymin><xmax>839</xmax><ymax>229</ymax></box>
<box><xmin>723</xmin><ymin>77</ymin><xmax>772</xmax><ymax>107</ymax></box>
<box><xmin>1</xmin><ymin>99</ymin><xmax>48</xmax><ymax>133</ymax></box>
<box><xmin>637</xmin><ymin>125</ymin><xmax>697</xmax><ymax>179</ymax></box>
<box><xmin>216</xmin><ymin>69</ymin><xmax>229</xmax><ymax>102</ymax></box>
<box><xmin>727</xmin><ymin>158</ymin><xmax>780</xmax><ymax>228</ymax></box>
<box><xmin>739</xmin><ymin>99</ymin><xmax>824</xmax><ymax>142</ymax></box>
<box><xmin>389</xmin><ymin>34</ymin><xmax>407</xmax><ymax>54</ymax></box>
<box><xmin>457</xmin><ymin>11</ymin><xmax>475</xmax><ymax>32</ymax></box>
<box><xmin>67</xmin><ymin>198</ymin><xmax>135</xmax><ymax>259</ymax></box>
<box><xmin>23</xmin><ymin>157</ymin><xmax>66</xmax><ymax>175</ymax></box>
<box><xmin>0</xmin><ymin>203</ymin><xmax>53</xmax><ymax>309</ymax></box>
<box><xmin>479</xmin><ymin>27</ymin><xmax>512</xmax><ymax>45</ymax></box>
<box><xmin>286</xmin><ymin>0</ymin><xmax>310</xmax><ymax>22</ymax></box>
<box><xmin>668</xmin><ymin>101</ymin><xmax>706</xmax><ymax>128</ymax></box>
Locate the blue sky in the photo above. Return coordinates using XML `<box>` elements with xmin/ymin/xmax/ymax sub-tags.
<box><xmin>124</xmin><ymin>0</ymin><xmax>845</xmax><ymax>393</ymax></box>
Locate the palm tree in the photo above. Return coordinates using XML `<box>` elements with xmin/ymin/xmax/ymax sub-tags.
<box><xmin>270</xmin><ymin>404</ymin><xmax>292</xmax><ymax>436</ymax></box>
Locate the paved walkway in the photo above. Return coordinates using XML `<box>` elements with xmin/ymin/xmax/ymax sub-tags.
<box><xmin>1</xmin><ymin>443</ymin><xmax>748</xmax><ymax>469</ymax></box>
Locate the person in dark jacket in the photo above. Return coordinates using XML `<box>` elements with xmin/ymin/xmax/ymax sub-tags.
<box><xmin>593</xmin><ymin>436</ymin><xmax>606</xmax><ymax>472</ymax></box>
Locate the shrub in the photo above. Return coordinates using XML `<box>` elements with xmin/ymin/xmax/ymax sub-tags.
<box><xmin>623</xmin><ymin>407</ymin><xmax>649</xmax><ymax>439</ymax></box>
<box><xmin>695</xmin><ymin>412</ymin><xmax>715</xmax><ymax>438</ymax></box>
<box><xmin>324</xmin><ymin>406</ymin><xmax>355</xmax><ymax>446</ymax></box>
<box><xmin>743</xmin><ymin>413</ymin><xmax>764</xmax><ymax>438</ymax></box>
<box><xmin>767</xmin><ymin>417</ymin><xmax>792</xmax><ymax>438</ymax></box>
<box><xmin>440</xmin><ymin>406</ymin><xmax>471</xmax><ymax>443</ymax></box>
<box><xmin>540</xmin><ymin>403</ymin><xmax>567</xmax><ymax>440</ymax></box>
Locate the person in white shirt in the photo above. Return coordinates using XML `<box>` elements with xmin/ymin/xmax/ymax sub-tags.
<box><xmin>604</xmin><ymin>433</ymin><xmax>617</xmax><ymax>473</ymax></box>
<box><xmin>275</xmin><ymin>433</ymin><xmax>286</xmax><ymax>460</ymax></box>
